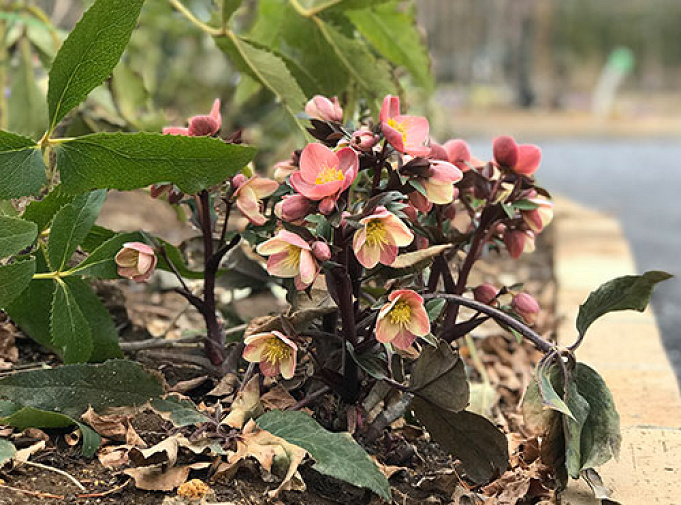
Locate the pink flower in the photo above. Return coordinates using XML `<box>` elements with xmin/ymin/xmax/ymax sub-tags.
<box><xmin>243</xmin><ymin>331</ymin><xmax>298</xmax><ymax>379</ymax></box>
<box><xmin>522</xmin><ymin>196</ymin><xmax>553</xmax><ymax>233</ymax></box>
<box><xmin>511</xmin><ymin>293</ymin><xmax>540</xmax><ymax>325</ymax></box>
<box><xmin>350</xmin><ymin>129</ymin><xmax>379</xmax><ymax>152</ymax></box>
<box><xmin>232</xmin><ymin>175</ymin><xmax>279</xmax><ymax>226</ymax></box>
<box><xmin>256</xmin><ymin>230</ymin><xmax>319</xmax><ymax>289</ymax></box>
<box><xmin>352</xmin><ymin>206</ymin><xmax>414</xmax><ymax>269</ymax></box>
<box><xmin>407</xmin><ymin>159</ymin><xmax>462</xmax><ymax>212</ymax></box>
<box><xmin>376</xmin><ymin>290</ymin><xmax>430</xmax><ymax>350</ymax></box>
<box><xmin>305</xmin><ymin>95</ymin><xmax>343</xmax><ymax>122</ymax></box>
<box><xmin>163</xmin><ymin>99</ymin><xmax>221</xmax><ymax>137</ymax></box>
<box><xmin>289</xmin><ymin>143</ymin><xmax>358</xmax><ymax>215</ymax></box>
<box><xmin>273</xmin><ymin>160</ymin><xmax>297</xmax><ymax>182</ymax></box>
<box><xmin>115</xmin><ymin>242</ymin><xmax>157</xmax><ymax>283</ymax></box>
<box><xmin>504</xmin><ymin>230</ymin><xmax>535</xmax><ymax>259</ymax></box>
<box><xmin>274</xmin><ymin>194</ymin><xmax>313</xmax><ymax>223</ymax></box>
<box><xmin>379</xmin><ymin>95</ymin><xmax>430</xmax><ymax>157</ymax></box>
<box><xmin>492</xmin><ymin>135</ymin><xmax>541</xmax><ymax>176</ymax></box>
<box><xmin>443</xmin><ymin>139</ymin><xmax>484</xmax><ymax>172</ymax></box>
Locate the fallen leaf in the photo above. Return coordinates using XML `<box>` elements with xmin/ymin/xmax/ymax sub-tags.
<box><xmin>129</xmin><ymin>435</ymin><xmax>179</xmax><ymax>468</ymax></box>
<box><xmin>82</xmin><ymin>407</ymin><xmax>146</xmax><ymax>447</ymax></box>
<box><xmin>13</xmin><ymin>440</ymin><xmax>46</xmax><ymax>465</ymax></box>
<box><xmin>416</xmin><ymin>469</ymin><xmax>460</xmax><ymax>496</ymax></box>
<box><xmin>390</xmin><ymin>244</ymin><xmax>451</xmax><ymax>269</ymax></box>
<box><xmin>170</xmin><ymin>376</ymin><xmax>210</xmax><ymax>394</ymax></box>
<box><xmin>371</xmin><ymin>456</ymin><xmax>407</xmax><ymax>479</ymax></box>
<box><xmin>261</xmin><ymin>385</ymin><xmax>297</xmax><ymax>411</ymax></box>
<box><xmin>124</xmin><ymin>462</ymin><xmax>211</xmax><ymax>491</ymax></box>
<box><xmin>223</xmin><ymin>376</ymin><xmax>264</xmax><ymax>429</ymax></box>
<box><xmin>206</xmin><ymin>373</ymin><xmax>238</xmax><ymax>397</ymax></box>
<box><xmin>97</xmin><ymin>445</ymin><xmax>130</xmax><ymax>469</ymax></box>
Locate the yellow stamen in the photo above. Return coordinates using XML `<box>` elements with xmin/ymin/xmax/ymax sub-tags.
<box><xmin>390</xmin><ymin>300</ymin><xmax>412</xmax><ymax>325</ymax></box>
<box><xmin>365</xmin><ymin>219</ymin><xmax>387</xmax><ymax>247</ymax></box>
<box><xmin>282</xmin><ymin>245</ymin><xmax>301</xmax><ymax>269</ymax></box>
<box><xmin>262</xmin><ymin>337</ymin><xmax>292</xmax><ymax>364</ymax></box>
<box><xmin>386</xmin><ymin>118</ymin><xmax>407</xmax><ymax>144</ymax></box>
<box><xmin>315</xmin><ymin>164</ymin><xmax>344</xmax><ymax>185</ymax></box>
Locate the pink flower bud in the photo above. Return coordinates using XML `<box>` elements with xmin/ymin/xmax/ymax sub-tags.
<box><xmin>115</xmin><ymin>242</ymin><xmax>157</xmax><ymax>283</ymax></box>
<box><xmin>427</xmin><ymin>142</ymin><xmax>449</xmax><ymax>161</ymax></box>
<box><xmin>318</xmin><ymin>197</ymin><xmax>336</xmax><ymax>215</ymax></box>
<box><xmin>493</xmin><ymin>135</ymin><xmax>518</xmax><ymax>168</ymax></box>
<box><xmin>232</xmin><ymin>173</ymin><xmax>247</xmax><ymax>189</ymax></box>
<box><xmin>350</xmin><ymin>130</ymin><xmax>379</xmax><ymax>152</ymax></box>
<box><xmin>305</xmin><ymin>95</ymin><xmax>343</xmax><ymax>122</ymax></box>
<box><xmin>511</xmin><ymin>293</ymin><xmax>540</xmax><ymax>324</ymax></box>
<box><xmin>474</xmin><ymin>283</ymin><xmax>499</xmax><ymax>305</ymax></box>
<box><xmin>187</xmin><ymin>98</ymin><xmax>221</xmax><ymax>136</ymax></box>
<box><xmin>402</xmin><ymin>203</ymin><xmax>419</xmax><ymax>222</ymax></box>
<box><xmin>277</xmin><ymin>194</ymin><xmax>312</xmax><ymax>222</ymax></box>
<box><xmin>311</xmin><ymin>241</ymin><xmax>331</xmax><ymax>262</ymax></box>
<box><xmin>504</xmin><ymin>230</ymin><xmax>527</xmax><ymax>259</ymax></box>
<box><xmin>416</xmin><ymin>235</ymin><xmax>429</xmax><ymax>250</ymax></box>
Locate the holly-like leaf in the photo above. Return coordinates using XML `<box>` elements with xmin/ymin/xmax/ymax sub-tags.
<box><xmin>0</xmin><ymin>216</ymin><xmax>37</xmax><ymax>259</ymax></box>
<box><xmin>576</xmin><ymin>271</ymin><xmax>672</xmax><ymax>337</ymax></box>
<box><xmin>0</xmin><ymin>130</ymin><xmax>46</xmax><ymax>199</ymax></box>
<box><xmin>257</xmin><ymin>410</ymin><xmax>391</xmax><ymax>501</ymax></box>
<box><xmin>346</xmin><ymin>1</ymin><xmax>434</xmax><ymax>92</ymax></box>
<box><xmin>54</xmin><ymin>132</ymin><xmax>256</xmax><ymax>194</ymax></box>
<box><xmin>47</xmin><ymin>190</ymin><xmax>106</xmax><ymax>272</ymax></box>
<box><xmin>8</xmin><ymin>37</ymin><xmax>48</xmax><ymax>139</ymax></box>
<box><xmin>46</xmin><ymin>0</ymin><xmax>144</xmax><ymax>131</ymax></box>
<box><xmin>0</xmin><ymin>258</ymin><xmax>36</xmax><ymax>308</ymax></box>
<box><xmin>51</xmin><ymin>279</ymin><xmax>93</xmax><ymax>363</ymax></box>
<box><xmin>411</xmin><ymin>401</ymin><xmax>509</xmax><ymax>484</ymax></box>
<box><xmin>21</xmin><ymin>185</ymin><xmax>76</xmax><ymax>232</ymax></box>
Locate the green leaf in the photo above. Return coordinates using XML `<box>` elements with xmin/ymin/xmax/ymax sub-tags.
<box><xmin>0</xmin><ymin>130</ymin><xmax>46</xmax><ymax>199</ymax></box>
<box><xmin>150</xmin><ymin>396</ymin><xmax>211</xmax><ymax>427</ymax></box>
<box><xmin>425</xmin><ymin>298</ymin><xmax>446</xmax><ymax>322</ymax></box>
<box><xmin>290</xmin><ymin>0</ymin><xmax>342</xmax><ymax>15</ymax></box>
<box><xmin>346</xmin><ymin>1</ymin><xmax>434</xmax><ymax>92</ymax></box>
<box><xmin>0</xmin><ymin>216</ymin><xmax>37</xmax><ymax>258</ymax></box>
<box><xmin>47</xmin><ymin>190</ymin><xmax>106</xmax><ymax>272</ymax></box>
<box><xmin>8</xmin><ymin>37</ymin><xmax>48</xmax><ymax>139</ymax></box>
<box><xmin>72</xmin><ymin>231</ymin><xmax>145</xmax><ymax>279</ymax></box>
<box><xmin>46</xmin><ymin>0</ymin><xmax>144</xmax><ymax>131</ymax></box>
<box><xmin>346</xmin><ymin>341</ymin><xmax>388</xmax><ymax>380</ymax></box>
<box><xmin>0</xmin><ymin>258</ymin><xmax>36</xmax><ymax>308</ymax></box>
<box><xmin>576</xmin><ymin>271</ymin><xmax>672</xmax><ymax>337</ymax></box>
<box><xmin>55</xmin><ymin>132</ymin><xmax>256</xmax><ymax>194</ymax></box>
<box><xmin>214</xmin><ymin>34</ymin><xmax>308</xmax><ymax>135</ymax></box>
<box><xmin>534</xmin><ymin>359</ymin><xmax>574</xmax><ymax>420</ymax></box>
<box><xmin>21</xmin><ymin>185</ymin><xmax>77</xmax><ymax>232</ymax></box>
<box><xmin>411</xmin><ymin>402</ymin><xmax>509</xmax><ymax>484</ymax></box>
<box><xmin>0</xmin><ymin>360</ymin><xmax>164</xmax><ymax>419</ymax></box>
<box><xmin>258</xmin><ymin>410</ymin><xmax>391</xmax><ymax>501</ymax></box>
<box><xmin>51</xmin><ymin>279</ymin><xmax>93</xmax><ymax>363</ymax></box>
<box><xmin>222</xmin><ymin>0</ymin><xmax>242</xmax><ymax>24</ymax></box>
<box><xmin>564</xmin><ymin>379</ymin><xmax>590</xmax><ymax>478</ymax></box>
<box><xmin>511</xmin><ymin>199</ymin><xmax>540</xmax><ymax>211</ymax></box>
<box><xmin>0</xmin><ymin>437</ymin><xmax>16</xmax><ymax>465</ymax></box>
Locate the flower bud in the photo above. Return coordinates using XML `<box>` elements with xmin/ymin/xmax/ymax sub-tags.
<box><xmin>511</xmin><ymin>293</ymin><xmax>540</xmax><ymax>324</ymax></box>
<box><xmin>115</xmin><ymin>242</ymin><xmax>157</xmax><ymax>283</ymax></box>
<box><xmin>232</xmin><ymin>173</ymin><xmax>247</xmax><ymax>190</ymax></box>
<box><xmin>318</xmin><ymin>197</ymin><xmax>336</xmax><ymax>215</ymax></box>
<box><xmin>492</xmin><ymin>135</ymin><xmax>518</xmax><ymax>168</ymax></box>
<box><xmin>350</xmin><ymin>130</ymin><xmax>379</xmax><ymax>152</ymax></box>
<box><xmin>504</xmin><ymin>230</ymin><xmax>527</xmax><ymax>259</ymax></box>
<box><xmin>311</xmin><ymin>241</ymin><xmax>331</xmax><ymax>262</ymax></box>
<box><xmin>305</xmin><ymin>95</ymin><xmax>343</xmax><ymax>122</ymax></box>
<box><xmin>474</xmin><ymin>283</ymin><xmax>499</xmax><ymax>305</ymax></box>
<box><xmin>274</xmin><ymin>194</ymin><xmax>310</xmax><ymax>222</ymax></box>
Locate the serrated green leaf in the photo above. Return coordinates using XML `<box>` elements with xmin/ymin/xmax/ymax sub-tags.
<box><xmin>0</xmin><ymin>258</ymin><xmax>36</xmax><ymax>308</ymax></box>
<box><xmin>8</xmin><ymin>37</ymin><xmax>48</xmax><ymax>139</ymax></box>
<box><xmin>0</xmin><ymin>437</ymin><xmax>16</xmax><ymax>465</ymax></box>
<box><xmin>81</xmin><ymin>224</ymin><xmax>117</xmax><ymax>252</ymax></box>
<box><xmin>21</xmin><ymin>185</ymin><xmax>76</xmax><ymax>232</ymax></box>
<box><xmin>0</xmin><ymin>216</ymin><xmax>37</xmax><ymax>259</ymax></box>
<box><xmin>72</xmin><ymin>231</ymin><xmax>145</xmax><ymax>279</ymax></box>
<box><xmin>46</xmin><ymin>0</ymin><xmax>144</xmax><ymax>131</ymax></box>
<box><xmin>346</xmin><ymin>1</ymin><xmax>433</xmax><ymax>92</ymax></box>
<box><xmin>55</xmin><ymin>132</ymin><xmax>256</xmax><ymax>194</ymax></box>
<box><xmin>222</xmin><ymin>0</ymin><xmax>242</xmax><ymax>24</ymax></box>
<box><xmin>47</xmin><ymin>190</ymin><xmax>106</xmax><ymax>271</ymax></box>
<box><xmin>51</xmin><ymin>279</ymin><xmax>93</xmax><ymax>363</ymax></box>
<box><xmin>0</xmin><ymin>360</ymin><xmax>165</xmax><ymax>419</ymax></box>
<box><xmin>0</xmin><ymin>130</ymin><xmax>46</xmax><ymax>199</ymax></box>
<box><xmin>214</xmin><ymin>34</ymin><xmax>308</xmax><ymax>136</ymax></box>
<box><xmin>258</xmin><ymin>410</ymin><xmax>391</xmax><ymax>501</ymax></box>
<box><xmin>576</xmin><ymin>271</ymin><xmax>672</xmax><ymax>337</ymax></box>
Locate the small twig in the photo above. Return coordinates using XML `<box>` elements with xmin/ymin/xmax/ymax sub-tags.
<box><xmin>75</xmin><ymin>478</ymin><xmax>131</xmax><ymax>498</ymax></box>
<box><xmin>0</xmin><ymin>483</ymin><xmax>64</xmax><ymax>499</ymax></box>
<box><xmin>121</xmin><ymin>323</ymin><xmax>248</xmax><ymax>351</ymax></box>
<box><xmin>238</xmin><ymin>362</ymin><xmax>256</xmax><ymax>393</ymax></box>
<box><xmin>287</xmin><ymin>385</ymin><xmax>331</xmax><ymax>411</ymax></box>
<box><xmin>22</xmin><ymin>460</ymin><xmax>86</xmax><ymax>491</ymax></box>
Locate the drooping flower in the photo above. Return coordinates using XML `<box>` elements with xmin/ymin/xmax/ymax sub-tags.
<box><xmin>409</xmin><ymin>159</ymin><xmax>463</xmax><ymax>212</ymax></box>
<box><xmin>493</xmin><ymin>135</ymin><xmax>541</xmax><ymax>176</ymax></box>
<box><xmin>443</xmin><ymin>139</ymin><xmax>484</xmax><ymax>172</ymax></box>
<box><xmin>511</xmin><ymin>293</ymin><xmax>540</xmax><ymax>325</ymax></box>
<box><xmin>256</xmin><ymin>230</ymin><xmax>319</xmax><ymax>289</ymax></box>
<box><xmin>243</xmin><ymin>331</ymin><xmax>298</xmax><ymax>379</ymax></box>
<box><xmin>163</xmin><ymin>98</ymin><xmax>221</xmax><ymax>137</ymax></box>
<box><xmin>522</xmin><ymin>196</ymin><xmax>554</xmax><ymax>233</ymax></box>
<box><xmin>376</xmin><ymin>290</ymin><xmax>430</xmax><ymax>350</ymax></box>
<box><xmin>289</xmin><ymin>143</ymin><xmax>358</xmax><ymax>215</ymax></box>
<box><xmin>379</xmin><ymin>95</ymin><xmax>430</xmax><ymax>157</ymax></box>
<box><xmin>232</xmin><ymin>174</ymin><xmax>279</xmax><ymax>226</ymax></box>
<box><xmin>352</xmin><ymin>206</ymin><xmax>414</xmax><ymax>269</ymax></box>
<box><xmin>115</xmin><ymin>242</ymin><xmax>157</xmax><ymax>283</ymax></box>
<box><xmin>504</xmin><ymin>229</ymin><xmax>535</xmax><ymax>259</ymax></box>
<box><xmin>305</xmin><ymin>95</ymin><xmax>343</xmax><ymax>122</ymax></box>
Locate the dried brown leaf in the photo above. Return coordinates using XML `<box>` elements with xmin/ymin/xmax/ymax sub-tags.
<box><xmin>124</xmin><ymin>462</ymin><xmax>211</xmax><ymax>491</ymax></box>
<box><xmin>223</xmin><ymin>376</ymin><xmax>264</xmax><ymax>429</ymax></box>
<box><xmin>97</xmin><ymin>445</ymin><xmax>130</xmax><ymax>469</ymax></box>
<box><xmin>260</xmin><ymin>385</ymin><xmax>298</xmax><ymax>411</ymax></box>
<box><xmin>81</xmin><ymin>407</ymin><xmax>146</xmax><ymax>447</ymax></box>
<box><xmin>129</xmin><ymin>435</ymin><xmax>179</xmax><ymax>468</ymax></box>
<box><xmin>207</xmin><ymin>372</ymin><xmax>238</xmax><ymax>397</ymax></box>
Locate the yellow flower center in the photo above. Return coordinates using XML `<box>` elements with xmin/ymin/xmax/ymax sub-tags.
<box><xmin>390</xmin><ymin>300</ymin><xmax>412</xmax><ymax>325</ymax></box>
<box><xmin>315</xmin><ymin>164</ymin><xmax>344</xmax><ymax>185</ymax></box>
<box><xmin>387</xmin><ymin>118</ymin><xmax>407</xmax><ymax>144</ymax></box>
<box><xmin>262</xmin><ymin>337</ymin><xmax>292</xmax><ymax>364</ymax></box>
<box><xmin>365</xmin><ymin>219</ymin><xmax>387</xmax><ymax>247</ymax></box>
<box><xmin>283</xmin><ymin>245</ymin><xmax>301</xmax><ymax>268</ymax></box>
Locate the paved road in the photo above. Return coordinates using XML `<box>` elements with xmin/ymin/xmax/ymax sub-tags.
<box><xmin>469</xmin><ymin>138</ymin><xmax>681</xmax><ymax>383</ymax></box>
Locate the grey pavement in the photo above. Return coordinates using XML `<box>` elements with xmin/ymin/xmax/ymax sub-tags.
<box><xmin>469</xmin><ymin>138</ymin><xmax>681</xmax><ymax>383</ymax></box>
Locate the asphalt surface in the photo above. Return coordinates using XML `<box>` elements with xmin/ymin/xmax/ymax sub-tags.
<box><xmin>469</xmin><ymin>138</ymin><xmax>681</xmax><ymax>383</ymax></box>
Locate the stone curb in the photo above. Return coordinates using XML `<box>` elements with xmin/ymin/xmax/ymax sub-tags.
<box><xmin>553</xmin><ymin>197</ymin><xmax>681</xmax><ymax>504</ymax></box>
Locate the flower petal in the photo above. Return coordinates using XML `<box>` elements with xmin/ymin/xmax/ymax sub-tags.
<box><xmin>514</xmin><ymin>144</ymin><xmax>542</xmax><ymax>175</ymax></box>
<box><xmin>299</xmin><ymin>143</ymin><xmax>339</xmax><ymax>183</ymax></box>
<box><xmin>391</xmin><ymin>329</ymin><xmax>417</xmax><ymax>350</ymax></box>
<box><xmin>279</xmin><ymin>354</ymin><xmax>297</xmax><ymax>380</ymax></box>
<box><xmin>381</xmin><ymin>123</ymin><xmax>405</xmax><ymax>153</ymax></box>
<box><xmin>267</xmin><ymin>251</ymin><xmax>299</xmax><ymax>278</ymax></box>
<box><xmin>379</xmin><ymin>95</ymin><xmax>400</xmax><ymax>122</ymax></box>
<box><xmin>355</xmin><ymin>243</ymin><xmax>381</xmax><ymax>269</ymax></box>
<box><xmin>298</xmin><ymin>250</ymin><xmax>317</xmax><ymax>285</ymax></box>
<box><xmin>290</xmin><ymin>172</ymin><xmax>343</xmax><ymax>200</ymax></box>
<box><xmin>376</xmin><ymin>318</ymin><xmax>399</xmax><ymax>344</ymax></box>
<box><xmin>379</xmin><ymin>243</ymin><xmax>398</xmax><ymax>266</ymax></box>
<box><xmin>248</xmin><ymin>177</ymin><xmax>279</xmax><ymax>199</ymax></box>
<box><xmin>383</xmin><ymin>215</ymin><xmax>414</xmax><ymax>247</ymax></box>
<box><xmin>407</xmin><ymin>305</ymin><xmax>430</xmax><ymax>336</ymax></box>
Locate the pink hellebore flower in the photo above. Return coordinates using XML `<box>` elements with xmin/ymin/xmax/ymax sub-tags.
<box><xmin>376</xmin><ymin>290</ymin><xmax>430</xmax><ymax>350</ymax></box>
<box><xmin>492</xmin><ymin>135</ymin><xmax>542</xmax><ymax>176</ymax></box>
<box><xmin>115</xmin><ymin>242</ymin><xmax>157</xmax><ymax>283</ymax></box>
<box><xmin>232</xmin><ymin>174</ymin><xmax>279</xmax><ymax>226</ymax></box>
<box><xmin>289</xmin><ymin>143</ymin><xmax>358</xmax><ymax>215</ymax></box>
<box><xmin>352</xmin><ymin>206</ymin><xmax>414</xmax><ymax>269</ymax></box>
<box><xmin>256</xmin><ymin>230</ymin><xmax>319</xmax><ymax>289</ymax></box>
<box><xmin>163</xmin><ymin>99</ymin><xmax>222</xmax><ymax>137</ymax></box>
<box><xmin>522</xmin><ymin>196</ymin><xmax>554</xmax><ymax>233</ymax></box>
<box><xmin>243</xmin><ymin>331</ymin><xmax>298</xmax><ymax>379</ymax></box>
<box><xmin>407</xmin><ymin>159</ymin><xmax>462</xmax><ymax>213</ymax></box>
<box><xmin>504</xmin><ymin>230</ymin><xmax>535</xmax><ymax>259</ymax></box>
<box><xmin>305</xmin><ymin>95</ymin><xmax>343</xmax><ymax>122</ymax></box>
<box><xmin>351</xmin><ymin>129</ymin><xmax>380</xmax><ymax>152</ymax></box>
<box><xmin>379</xmin><ymin>95</ymin><xmax>430</xmax><ymax>157</ymax></box>
<box><xmin>511</xmin><ymin>293</ymin><xmax>540</xmax><ymax>325</ymax></box>
<box><xmin>444</xmin><ymin>139</ymin><xmax>484</xmax><ymax>172</ymax></box>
